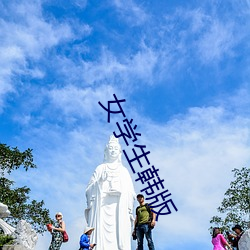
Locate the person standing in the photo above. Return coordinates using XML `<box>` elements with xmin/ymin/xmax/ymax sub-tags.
<box><xmin>211</xmin><ymin>227</ymin><xmax>232</xmax><ymax>250</ymax></box>
<box><xmin>230</xmin><ymin>225</ymin><xmax>244</xmax><ymax>250</ymax></box>
<box><xmin>49</xmin><ymin>212</ymin><xmax>66</xmax><ymax>250</ymax></box>
<box><xmin>79</xmin><ymin>227</ymin><xmax>96</xmax><ymax>250</ymax></box>
<box><xmin>133</xmin><ymin>194</ymin><xmax>156</xmax><ymax>250</ymax></box>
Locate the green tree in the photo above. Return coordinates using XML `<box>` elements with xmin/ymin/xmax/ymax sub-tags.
<box><xmin>0</xmin><ymin>143</ymin><xmax>52</xmax><ymax>233</ymax></box>
<box><xmin>210</xmin><ymin>167</ymin><xmax>250</xmax><ymax>232</ymax></box>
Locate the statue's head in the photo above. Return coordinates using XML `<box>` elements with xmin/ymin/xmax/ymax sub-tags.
<box><xmin>104</xmin><ymin>135</ymin><xmax>122</xmax><ymax>163</ymax></box>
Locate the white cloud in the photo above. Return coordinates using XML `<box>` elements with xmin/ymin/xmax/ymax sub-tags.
<box><xmin>224</xmin><ymin>84</ymin><xmax>250</xmax><ymax>114</ymax></box>
<box><xmin>73</xmin><ymin>0</ymin><xmax>87</xmax><ymax>9</ymax></box>
<box><xmin>0</xmin><ymin>1</ymin><xmax>75</xmax><ymax>110</ymax></box>
<box><xmin>112</xmin><ymin>0</ymin><xmax>148</xmax><ymax>26</ymax></box>
<box><xmin>81</xmin><ymin>48</ymin><xmax>127</xmax><ymax>85</ymax></box>
<box><xmin>0</xmin><ymin>2</ymin><xmax>73</xmax><ymax>58</ymax></box>
<box><xmin>48</xmin><ymin>84</ymin><xmax>117</xmax><ymax>120</ymax></box>
<box><xmin>196</xmin><ymin>20</ymin><xmax>235</xmax><ymax>63</ymax></box>
<box><xmin>127</xmin><ymin>43</ymin><xmax>158</xmax><ymax>84</ymax></box>
<box><xmin>81</xmin><ymin>45</ymin><xmax>158</xmax><ymax>87</ymax></box>
<box><xmin>189</xmin><ymin>8</ymin><xmax>210</xmax><ymax>33</ymax></box>
<box><xmin>159</xmin><ymin>7</ymin><xmax>240</xmax><ymax>67</ymax></box>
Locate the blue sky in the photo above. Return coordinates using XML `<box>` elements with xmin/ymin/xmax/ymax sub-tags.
<box><xmin>1</xmin><ymin>0</ymin><xmax>250</xmax><ymax>249</ymax></box>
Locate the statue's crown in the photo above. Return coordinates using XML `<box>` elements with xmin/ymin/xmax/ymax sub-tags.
<box><xmin>108</xmin><ymin>134</ymin><xmax>119</xmax><ymax>144</ymax></box>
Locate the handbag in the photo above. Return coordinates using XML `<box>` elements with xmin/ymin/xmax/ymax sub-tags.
<box><xmin>62</xmin><ymin>231</ymin><xmax>69</xmax><ymax>242</ymax></box>
<box><xmin>46</xmin><ymin>224</ymin><xmax>52</xmax><ymax>232</ymax></box>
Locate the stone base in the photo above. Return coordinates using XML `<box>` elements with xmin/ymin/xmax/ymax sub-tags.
<box><xmin>1</xmin><ymin>245</ymin><xmax>26</xmax><ymax>250</ymax></box>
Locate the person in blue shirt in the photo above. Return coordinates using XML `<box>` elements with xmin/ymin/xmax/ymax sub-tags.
<box><xmin>79</xmin><ymin>227</ymin><xmax>96</xmax><ymax>250</ymax></box>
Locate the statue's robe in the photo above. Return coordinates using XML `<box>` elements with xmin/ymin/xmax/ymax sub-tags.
<box><xmin>85</xmin><ymin>163</ymin><xmax>135</xmax><ymax>250</ymax></box>
<box><xmin>239</xmin><ymin>229</ymin><xmax>250</xmax><ymax>250</ymax></box>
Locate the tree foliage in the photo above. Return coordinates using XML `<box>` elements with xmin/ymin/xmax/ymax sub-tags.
<box><xmin>0</xmin><ymin>143</ymin><xmax>52</xmax><ymax>233</ymax></box>
<box><xmin>0</xmin><ymin>234</ymin><xmax>14</xmax><ymax>246</ymax></box>
<box><xmin>210</xmin><ymin>167</ymin><xmax>250</xmax><ymax>232</ymax></box>
<box><xmin>0</xmin><ymin>144</ymin><xmax>36</xmax><ymax>175</ymax></box>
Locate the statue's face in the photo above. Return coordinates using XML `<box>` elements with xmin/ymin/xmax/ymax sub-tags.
<box><xmin>107</xmin><ymin>142</ymin><xmax>121</xmax><ymax>160</ymax></box>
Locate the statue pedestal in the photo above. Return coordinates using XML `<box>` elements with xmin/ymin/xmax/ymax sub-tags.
<box><xmin>1</xmin><ymin>245</ymin><xmax>26</xmax><ymax>250</ymax></box>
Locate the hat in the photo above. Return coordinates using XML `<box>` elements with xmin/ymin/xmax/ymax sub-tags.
<box><xmin>137</xmin><ymin>194</ymin><xmax>144</xmax><ymax>199</ymax></box>
<box><xmin>232</xmin><ymin>225</ymin><xmax>243</xmax><ymax>231</ymax></box>
<box><xmin>55</xmin><ymin>212</ymin><xmax>63</xmax><ymax>218</ymax></box>
<box><xmin>84</xmin><ymin>227</ymin><xmax>94</xmax><ymax>234</ymax></box>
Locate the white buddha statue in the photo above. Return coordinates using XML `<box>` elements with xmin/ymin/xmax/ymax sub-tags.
<box><xmin>0</xmin><ymin>203</ymin><xmax>38</xmax><ymax>250</ymax></box>
<box><xmin>0</xmin><ymin>202</ymin><xmax>15</xmax><ymax>235</ymax></box>
<box><xmin>85</xmin><ymin>135</ymin><xmax>136</xmax><ymax>250</ymax></box>
<box><xmin>239</xmin><ymin>228</ymin><xmax>250</xmax><ymax>250</ymax></box>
